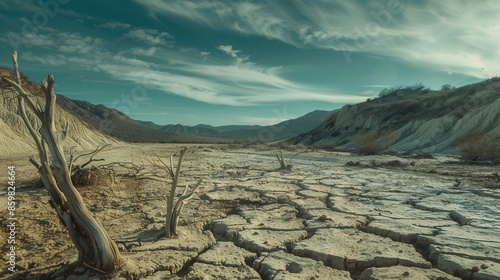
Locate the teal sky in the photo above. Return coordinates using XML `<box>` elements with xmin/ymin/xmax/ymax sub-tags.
<box><xmin>0</xmin><ymin>0</ymin><xmax>497</xmax><ymax>126</ymax></box>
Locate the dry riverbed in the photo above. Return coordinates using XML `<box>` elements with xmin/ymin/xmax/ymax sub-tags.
<box><xmin>0</xmin><ymin>144</ymin><xmax>499</xmax><ymax>279</ymax></box>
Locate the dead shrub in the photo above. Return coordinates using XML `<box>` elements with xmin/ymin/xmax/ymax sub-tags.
<box><xmin>71</xmin><ymin>167</ymin><xmax>111</xmax><ymax>187</ymax></box>
<box><xmin>353</xmin><ymin>130</ymin><xmax>395</xmax><ymax>155</ymax></box>
<box><xmin>459</xmin><ymin>133</ymin><xmax>500</xmax><ymax>163</ymax></box>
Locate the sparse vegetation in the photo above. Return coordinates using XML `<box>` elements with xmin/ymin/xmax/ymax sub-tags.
<box><xmin>459</xmin><ymin>133</ymin><xmax>500</xmax><ymax>163</ymax></box>
<box><xmin>378</xmin><ymin>85</ymin><xmax>404</xmax><ymax>97</ymax></box>
<box><xmin>378</xmin><ymin>83</ymin><xmax>430</xmax><ymax>97</ymax></box>
<box><xmin>353</xmin><ymin>130</ymin><xmax>396</xmax><ymax>155</ymax></box>
<box><xmin>441</xmin><ymin>84</ymin><xmax>452</xmax><ymax>90</ymax></box>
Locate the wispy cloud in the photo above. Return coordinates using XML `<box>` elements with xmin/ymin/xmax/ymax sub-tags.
<box><xmin>218</xmin><ymin>45</ymin><xmax>249</xmax><ymax>65</ymax></box>
<box><xmin>99</xmin><ymin>21</ymin><xmax>132</xmax><ymax>29</ymax></box>
<box><xmin>58</xmin><ymin>33</ymin><xmax>105</xmax><ymax>54</ymax></box>
<box><xmin>125</xmin><ymin>28</ymin><xmax>173</xmax><ymax>45</ymax></box>
<box><xmin>129</xmin><ymin>47</ymin><xmax>158</xmax><ymax>56</ymax></box>
<box><xmin>59</xmin><ymin>9</ymin><xmax>94</xmax><ymax>22</ymax></box>
<box><xmin>134</xmin><ymin>0</ymin><xmax>500</xmax><ymax>79</ymax></box>
<box><xmin>16</xmin><ymin>22</ymin><xmax>365</xmax><ymax>106</ymax></box>
<box><xmin>0</xmin><ymin>0</ymin><xmax>41</xmax><ymax>13</ymax></box>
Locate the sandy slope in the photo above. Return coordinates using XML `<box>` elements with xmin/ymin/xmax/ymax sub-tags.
<box><xmin>0</xmin><ymin>68</ymin><xmax>123</xmax><ymax>156</ymax></box>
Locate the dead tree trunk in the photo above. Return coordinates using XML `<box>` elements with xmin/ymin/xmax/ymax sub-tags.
<box><xmin>1</xmin><ymin>52</ymin><xmax>122</xmax><ymax>274</ymax></box>
<box><xmin>276</xmin><ymin>148</ymin><xmax>292</xmax><ymax>170</ymax></box>
<box><xmin>161</xmin><ymin>147</ymin><xmax>201</xmax><ymax>237</ymax></box>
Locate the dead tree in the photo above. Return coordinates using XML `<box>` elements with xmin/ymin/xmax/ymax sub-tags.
<box><xmin>275</xmin><ymin>146</ymin><xmax>311</xmax><ymax>171</ymax></box>
<box><xmin>158</xmin><ymin>147</ymin><xmax>201</xmax><ymax>237</ymax></box>
<box><xmin>1</xmin><ymin>52</ymin><xmax>122</xmax><ymax>274</ymax></box>
<box><xmin>276</xmin><ymin>148</ymin><xmax>293</xmax><ymax>170</ymax></box>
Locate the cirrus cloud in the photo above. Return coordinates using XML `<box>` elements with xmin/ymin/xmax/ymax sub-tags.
<box><xmin>133</xmin><ymin>0</ymin><xmax>500</xmax><ymax>79</ymax></box>
<box><xmin>125</xmin><ymin>28</ymin><xmax>173</xmax><ymax>45</ymax></box>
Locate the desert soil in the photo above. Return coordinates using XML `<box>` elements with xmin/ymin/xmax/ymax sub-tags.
<box><xmin>0</xmin><ymin>143</ymin><xmax>499</xmax><ymax>279</ymax></box>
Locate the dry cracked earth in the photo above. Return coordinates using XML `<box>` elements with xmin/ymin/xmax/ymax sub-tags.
<box><xmin>1</xmin><ymin>144</ymin><xmax>499</xmax><ymax>280</ymax></box>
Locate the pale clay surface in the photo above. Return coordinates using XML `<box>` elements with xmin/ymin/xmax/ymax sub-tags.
<box><xmin>0</xmin><ymin>144</ymin><xmax>499</xmax><ymax>279</ymax></box>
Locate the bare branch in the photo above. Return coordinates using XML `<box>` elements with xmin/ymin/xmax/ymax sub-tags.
<box><xmin>70</xmin><ymin>144</ymin><xmax>111</xmax><ymax>172</ymax></box>
<box><xmin>29</xmin><ymin>157</ymin><xmax>41</xmax><ymax>170</ymax></box>
<box><xmin>155</xmin><ymin>156</ymin><xmax>174</xmax><ymax>178</ymax></box>
<box><xmin>169</xmin><ymin>155</ymin><xmax>175</xmax><ymax>178</ymax></box>
<box><xmin>171</xmin><ymin>179</ymin><xmax>202</xmax><ymax>234</ymax></box>
<box><xmin>68</xmin><ymin>146</ymin><xmax>77</xmax><ymax>172</ymax></box>
<box><xmin>2</xmin><ymin>76</ymin><xmax>42</xmax><ymax>117</ymax></box>
<box><xmin>165</xmin><ymin>147</ymin><xmax>188</xmax><ymax>237</ymax></box>
<box><xmin>3</xmin><ymin>52</ymin><xmax>46</xmax><ymax>167</ymax></box>
<box><xmin>42</xmin><ymin>74</ymin><xmax>56</xmax><ymax>125</ymax></box>
<box><xmin>11</xmin><ymin>51</ymin><xmax>21</xmax><ymax>87</ymax></box>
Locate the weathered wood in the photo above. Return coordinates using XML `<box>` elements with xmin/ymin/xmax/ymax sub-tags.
<box><xmin>163</xmin><ymin>147</ymin><xmax>200</xmax><ymax>237</ymax></box>
<box><xmin>1</xmin><ymin>51</ymin><xmax>122</xmax><ymax>274</ymax></box>
<box><xmin>165</xmin><ymin>147</ymin><xmax>187</xmax><ymax>237</ymax></box>
<box><xmin>171</xmin><ymin>180</ymin><xmax>202</xmax><ymax>235</ymax></box>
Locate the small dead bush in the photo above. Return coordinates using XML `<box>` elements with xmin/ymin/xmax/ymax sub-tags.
<box><xmin>353</xmin><ymin>130</ymin><xmax>396</xmax><ymax>155</ymax></box>
<box><xmin>71</xmin><ymin>167</ymin><xmax>112</xmax><ymax>187</ymax></box>
<box><xmin>459</xmin><ymin>134</ymin><xmax>500</xmax><ymax>163</ymax></box>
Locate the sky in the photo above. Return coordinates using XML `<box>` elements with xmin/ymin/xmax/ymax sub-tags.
<box><xmin>0</xmin><ymin>0</ymin><xmax>498</xmax><ymax>126</ymax></box>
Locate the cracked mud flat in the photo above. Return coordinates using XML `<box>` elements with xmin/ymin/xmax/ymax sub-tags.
<box><xmin>0</xmin><ymin>144</ymin><xmax>499</xmax><ymax>279</ymax></box>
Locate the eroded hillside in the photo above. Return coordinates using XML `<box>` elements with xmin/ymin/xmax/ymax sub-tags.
<box><xmin>293</xmin><ymin>78</ymin><xmax>500</xmax><ymax>154</ymax></box>
<box><xmin>0</xmin><ymin>67</ymin><xmax>122</xmax><ymax>155</ymax></box>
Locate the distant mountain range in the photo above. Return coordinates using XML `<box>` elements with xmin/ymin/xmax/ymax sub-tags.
<box><xmin>139</xmin><ymin>110</ymin><xmax>334</xmax><ymax>143</ymax></box>
<box><xmin>291</xmin><ymin>77</ymin><xmax>500</xmax><ymax>154</ymax></box>
<box><xmin>139</xmin><ymin>121</ymin><xmax>263</xmax><ymax>135</ymax></box>
<box><xmin>56</xmin><ymin>94</ymin><xmax>334</xmax><ymax>143</ymax></box>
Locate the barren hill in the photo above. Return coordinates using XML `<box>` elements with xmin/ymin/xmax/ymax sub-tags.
<box><xmin>292</xmin><ymin>78</ymin><xmax>500</xmax><ymax>154</ymax></box>
<box><xmin>0</xmin><ymin>68</ymin><xmax>121</xmax><ymax>155</ymax></box>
